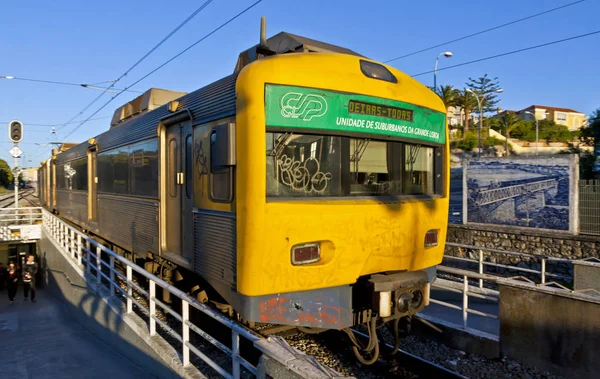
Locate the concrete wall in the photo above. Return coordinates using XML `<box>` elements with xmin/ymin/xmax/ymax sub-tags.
<box><xmin>38</xmin><ymin>231</ymin><xmax>182</xmax><ymax>379</ymax></box>
<box><xmin>499</xmin><ymin>280</ymin><xmax>600</xmax><ymax>379</ymax></box>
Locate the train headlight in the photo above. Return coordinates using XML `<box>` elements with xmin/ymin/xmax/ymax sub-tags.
<box><xmin>424</xmin><ymin>229</ymin><xmax>439</xmax><ymax>247</ymax></box>
<box><xmin>359</xmin><ymin>60</ymin><xmax>398</xmax><ymax>83</ymax></box>
<box><xmin>291</xmin><ymin>242</ymin><xmax>321</xmax><ymax>265</ymax></box>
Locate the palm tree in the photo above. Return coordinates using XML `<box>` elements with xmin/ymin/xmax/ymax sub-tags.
<box><xmin>454</xmin><ymin>89</ymin><xmax>478</xmax><ymax>135</ymax></box>
<box><xmin>435</xmin><ymin>85</ymin><xmax>459</xmax><ymax>110</ymax></box>
<box><xmin>495</xmin><ymin>113</ymin><xmax>526</xmax><ymax>157</ymax></box>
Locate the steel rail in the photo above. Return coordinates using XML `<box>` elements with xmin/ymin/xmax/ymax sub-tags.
<box><xmin>352</xmin><ymin>329</ymin><xmax>468</xmax><ymax>378</ymax></box>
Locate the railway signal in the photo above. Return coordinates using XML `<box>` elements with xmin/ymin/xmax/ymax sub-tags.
<box><xmin>8</xmin><ymin>119</ymin><xmax>24</xmax><ymax>208</ymax></box>
<box><xmin>8</xmin><ymin>119</ymin><xmax>24</xmax><ymax>143</ymax></box>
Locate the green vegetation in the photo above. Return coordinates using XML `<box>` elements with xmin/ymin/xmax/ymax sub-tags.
<box><xmin>501</xmin><ymin>119</ymin><xmax>579</xmax><ymax>143</ymax></box>
<box><xmin>455</xmin><ymin>132</ymin><xmax>477</xmax><ymax>151</ymax></box>
<box><xmin>466</xmin><ymin>74</ymin><xmax>502</xmax><ymax>114</ymax></box>
<box><xmin>0</xmin><ymin>159</ymin><xmax>14</xmax><ymax>188</ymax></box>
<box><xmin>454</xmin><ymin>132</ymin><xmax>504</xmax><ymax>151</ymax></box>
<box><xmin>564</xmin><ymin>107</ymin><xmax>600</xmax><ymax>180</ymax></box>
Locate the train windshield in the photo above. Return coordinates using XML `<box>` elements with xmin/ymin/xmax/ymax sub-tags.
<box><xmin>266</xmin><ymin>132</ymin><xmax>442</xmax><ymax>198</ymax></box>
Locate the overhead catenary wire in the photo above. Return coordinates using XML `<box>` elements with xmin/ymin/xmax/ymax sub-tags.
<box><xmin>410</xmin><ymin>29</ymin><xmax>600</xmax><ymax>77</ymax></box>
<box><xmin>384</xmin><ymin>0</ymin><xmax>586</xmax><ymax>63</ymax></box>
<box><xmin>56</xmin><ymin>0</ymin><xmax>216</xmax><ymax>132</ymax></box>
<box><xmin>60</xmin><ymin>0</ymin><xmax>264</xmax><ymax>141</ymax></box>
<box><xmin>1</xmin><ymin>76</ymin><xmax>142</xmax><ymax>93</ymax></box>
<box><xmin>0</xmin><ymin>117</ymin><xmax>109</xmax><ymax>128</ymax></box>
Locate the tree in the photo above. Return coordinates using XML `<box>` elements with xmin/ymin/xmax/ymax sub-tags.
<box><xmin>503</xmin><ymin>120</ymin><xmax>534</xmax><ymax>141</ymax></box>
<box><xmin>494</xmin><ymin>113</ymin><xmax>526</xmax><ymax>156</ymax></box>
<box><xmin>435</xmin><ymin>85</ymin><xmax>459</xmax><ymax>110</ymax></box>
<box><xmin>580</xmin><ymin>107</ymin><xmax>600</xmax><ymax>146</ymax></box>
<box><xmin>466</xmin><ymin>74</ymin><xmax>502</xmax><ymax>115</ymax></box>
<box><xmin>454</xmin><ymin>89</ymin><xmax>478</xmax><ymax>135</ymax></box>
<box><xmin>564</xmin><ymin>108</ymin><xmax>600</xmax><ymax>179</ymax></box>
<box><xmin>0</xmin><ymin>159</ymin><xmax>14</xmax><ymax>188</ymax></box>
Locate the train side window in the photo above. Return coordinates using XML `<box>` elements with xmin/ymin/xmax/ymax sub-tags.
<box><xmin>56</xmin><ymin>164</ymin><xmax>66</xmax><ymax>189</ymax></box>
<box><xmin>168</xmin><ymin>138</ymin><xmax>177</xmax><ymax>198</ymax></box>
<box><xmin>130</xmin><ymin>139</ymin><xmax>159</xmax><ymax>198</ymax></box>
<box><xmin>209</xmin><ymin>125</ymin><xmax>235</xmax><ymax>203</ymax></box>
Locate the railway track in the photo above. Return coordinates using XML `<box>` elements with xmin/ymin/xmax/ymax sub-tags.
<box><xmin>351</xmin><ymin>329</ymin><xmax>467</xmax><ymax>378</ymax></box>
<box><xmin>0</xmin><ymin>188</ymin><xmax>35</xmax><ymax>208</ymax></box>
<box><xmin>111</xmin><ymin>270</ymin><xmax>465</xmax><ymax>378</ymax></box>
<box><xmin>257</xmin><ymin>323</ymin><xmax>466</xmax><ymax>378</ymax></box>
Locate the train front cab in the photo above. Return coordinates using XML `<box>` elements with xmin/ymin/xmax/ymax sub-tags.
<box><xmin>227</xmin><ymin>52</ymin><xmax>449</xmax><ymax>332</ymax></box>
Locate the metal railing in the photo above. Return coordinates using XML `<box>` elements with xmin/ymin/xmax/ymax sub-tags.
<box><xmin>444</xmin><ymin>242</ymin><xmax>572</xmax><ymax>286</ymax></box>
<box><xmin>425</xmin><ymin>242</ymin><xmax>576</xmax><ymax>334</ymax></box>
<box><xmin>0</xmin><ymin>206</ymin><xmax>43</xmax><ymax>225</ymax></box>
<box><xmin>41</xmin><ymin>209</ymin><xmax>261</xmax><ymax>378</ymax></box>
<box><xmin>429</xmin><ymin>266</ymin><xmax>501</xmax><ymax>330</ymax></box>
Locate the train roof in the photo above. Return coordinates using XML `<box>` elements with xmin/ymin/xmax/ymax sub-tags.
<box><xmin>234</xmin><ymin>31</ymin><xmax>364</xmax><ymax>73</ymax></box>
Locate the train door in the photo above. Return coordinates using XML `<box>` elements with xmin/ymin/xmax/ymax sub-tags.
<box><xmin>87</xmin><ymin>146</ymin><xmax>98</xmax><ymax>221</ymax></box>
<box><xmin>50</xmin><ymin>159</ymin><xmax>56</xmax><ymax>209</ymax></box>
<box><xmin>163</xmin><ymin>120</ymin><xmax>194</xmax><ymax>262</ymax></box>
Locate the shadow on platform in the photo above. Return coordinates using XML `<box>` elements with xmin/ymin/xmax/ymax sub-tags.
<box><xmin>11</xmin><ymin>229</ymin><xmax>182</xmax><ymax>379</ymax></box>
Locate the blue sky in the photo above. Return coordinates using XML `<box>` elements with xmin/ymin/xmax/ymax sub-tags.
<box><xmin>1</xmin><ymin>0</ymin><xmax>598</xmax><ymax>166</ymax></box>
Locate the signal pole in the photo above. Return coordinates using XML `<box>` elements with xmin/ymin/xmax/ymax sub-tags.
<box><xmin>14</xmin><ymin>148</ymin><xmax>18</xmax><ymax>208</ymax></box>
<box><xmin>8</xmin><ymin>120</ymin><xmax>24</xmax><ymax>209</ymax></box>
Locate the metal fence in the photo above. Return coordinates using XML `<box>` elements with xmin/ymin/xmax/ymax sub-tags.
<box><xmin>444</xmin><ymin>242</ymin><xmax>572</xmax><ymax>286</ymax></box>
<box><xmin>0</xmin><ymin>207</ymin><xmax>43</xmax><ymax>226</ymax></box>
<box><xmin>0</xmin><ymin>207</ymin><xmax>43</xmax><ymax>242</ymax></box>
<box><xmin>429</xmin><ymin>266</ymin><xmax>500</xmax><ymax>331</ymax></box>
<box><xmin>425</xmin><ymin>242</ymin><xmax>576</xmax><ymax>334</ymax></box>
<box><xmin>41</xmin><ymin>209</ymin><xmax>261</xmax><ymax>378</ymax></box>
<box><xmin>579</xmin><ymin>180</ymin><xmax>600</xmax><ymax>236</ymax></box>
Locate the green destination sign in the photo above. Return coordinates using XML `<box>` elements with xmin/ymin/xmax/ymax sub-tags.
<box><xmin>265</xmin><ymin>84</ymin><xmax>446</xmax><ymax>144</ymax></box>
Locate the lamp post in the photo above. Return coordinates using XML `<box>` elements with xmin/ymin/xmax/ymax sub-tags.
<box><xmin>433</xmin><ymin>52</ymin><xmax>453</xmax><ymax>91</ymax></box>
<box><xmin>524</xmin><ymin>111</ymin><xmax>550</xmax><ymax>156</ymax></box>
<box><xmin>0</xmin><ymin>75</ymin><xmax>14</xmax><ymax>79</ymax></box>
<box><xmin>466</xmin><ymin>88</ymin><xmax>503</xmax><ymax>159</ymax></box>
<box><xmin>524</xmin><ymin>111</ymin><xmax>539</xmax><ymax>156</ymax></box>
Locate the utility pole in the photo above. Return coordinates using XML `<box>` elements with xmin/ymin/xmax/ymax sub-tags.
<box><xmin>466</xmin><ymin>89</ymin><xmax>504</xmax><ymax>159</ymax></box>
<box><xmin>8</xmin><ymin>120</ymin><xmax>24</xmax><ymax>208</ymax></box>
<box><xmin>14</xmin><ymin>151</ymin><xmax>18</xmax><ymax>207</ymax></box>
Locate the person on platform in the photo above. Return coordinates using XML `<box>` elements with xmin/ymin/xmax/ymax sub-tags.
<box><xmin>23</xmin><ymin>254</ymin><xmax>38</xmax><ymax>302</ymax></box>
<box><xmin>6</xmin><ymin>262</ymin><xmax>19</xmax><ymax>303</ymax></box>
<box><xmin>0</xmin><ymin>262</ymin><xmax>6</xmax><ymax>291</ymax></box>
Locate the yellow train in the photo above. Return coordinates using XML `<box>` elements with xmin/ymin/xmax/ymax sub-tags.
<box><xmin>38</xmin><ymin>24</ymin><xmax>448</xmax><ymax>363</ymax></box>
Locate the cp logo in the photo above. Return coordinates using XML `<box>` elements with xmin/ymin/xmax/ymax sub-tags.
<box><xmin>280</xmin><ymin>92</ymin><xmax>328</xmax><ymax>121</ymax></box>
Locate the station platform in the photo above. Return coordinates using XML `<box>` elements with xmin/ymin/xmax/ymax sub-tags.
<box><xmin>420</xmin><ymin>286</ymin><xmax>499</xmax><ymax>335</ymax></box>
<box><xmin>0</xmin><ymin>286</ymin><xmax>151</xmax><ymax>379</ymax></box>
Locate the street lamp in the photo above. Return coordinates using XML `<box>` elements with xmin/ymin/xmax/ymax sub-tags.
<box><xmin>524</xmin><ymin>111</ymin><xmax>550</xmax><ymax>156</ymax></box>
<box><xmin>433</xmin><ymin>52</ymin><xmax>453</xmax><ymax>91</ymax></box>
<box><xmin>0</xmin><ymin>75</ymin><xmax>15</xmax><ymax>79</ymax></box>
<box><xmin>466</xmin><ymin>88</ymin><xmax>504</xmax><ymax>159</ymax></box>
